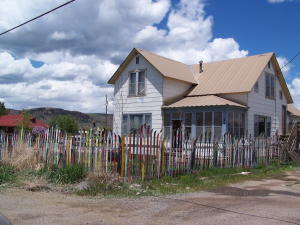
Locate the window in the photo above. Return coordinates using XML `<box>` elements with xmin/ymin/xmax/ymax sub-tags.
<box><xmin>279</xmin><ymin>90</ymin><xmax>283</xmax><ymax>100</ymax></box>
<box><xmin>268</xmin><ymin>61</ymin><xmax>271</xmax><ymax>69</ymax></box>
<box><xmin>163</xmin><ymin>113</ymin><xmax>171</xmax><ymax>138</ymax></box>
<box><xmin>254</xmin><ymin>81</ymin><xmax>259</xmax><ymax>93</ymax></box>
<box><xmin>196</xmin><ymin>112</ymin><xmax>204</xmax><ymax>138</ymax></box>
<box><xmin>265</xmin><ymin>73</ymin><xmax>275</xmax><ymax>99</ymax></box>
<box><xmin>136</xmin><ymin>56</ymin><xmax>139</xmax><ymax>64</ymax></box>
<box><xmin>121</xmin><ymin>114</ymin><xmax>151</xmax><ymax>135</ymax></box>
<box><xmin>195</xmin><ymin>111</ymin><xmax>222</xmax><ymax>139</ymax></box>
<box><xmin>184</xmin><ymin>112</ymin><xmax>192</xmax><ymax>138</ymax></box>
<box><xmin>129</xmin><ymin>70</ymin><xmax>146</xmax><ymax>96</ymax></box>
<box><xmin>227</xmin><ymin>111</ymin><xmax>245</xmax><ymax>138</ymax></box>
<box><xmin>254</xmin><ymin>115</ymin><xmax>271</xmax><ymax>137</ymax></box>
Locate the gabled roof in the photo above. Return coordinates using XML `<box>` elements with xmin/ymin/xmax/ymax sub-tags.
<box><xmin>107</xmin><ymin>48</ymin><xmax>197</xmax><ymax>84</ymax></box>
<box><xmin>188</xmin><ymin>53</ymin><xmax>293</xmax><ymax>103</ymax></box>
<box><xmin>163</xmin><ymin>95</ymin><xmax>247</xmax><ymax>109</ymax></box>
<box><xmin>287</xmin><ymin>104</ymin><xmax>300</xmax><ymax>117</ymax></box>
<box><xmin>0</xmin><ymin>114</ymin><xmax>48</xmax><ymax>128</ymax></box>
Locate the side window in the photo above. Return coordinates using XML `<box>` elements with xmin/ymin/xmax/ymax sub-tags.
<box><xmin>254</xmin><ymin>81</ymin><xmax>259</xmax><ymax>93</ymax></box>
<box><xmin>279</xmin><ymin>90</ymin><xmax>283</xmax><ymax>100</ymax></box>
<box><xmin>265</xmin><ymin>73</ymin><xmax>275</xmax><ymax>99</ymax></box>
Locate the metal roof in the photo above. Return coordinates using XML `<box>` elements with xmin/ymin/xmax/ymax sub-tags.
<box><xmin>108</xmin><ymin>48</ymin><xmax>197</xmax><ymax>84</ymax></box>
<box><xmin>0</xmin><ymin>114</ymin><xmax>48</xmax><ymax>128</ymax></box>
<box><xmin>287</xmin><ymin>104</ymin><xmax>300</xmax><ymax>117</ymax></box>
<box><xmin>108</xmin><ymin>48</ymin><xmax>293</xmax><ymax>104</ymax></box>
<box><xmin>162</xmin><ymin>95</ymin><xmax>247</xmax><ymax>109</ymax></box>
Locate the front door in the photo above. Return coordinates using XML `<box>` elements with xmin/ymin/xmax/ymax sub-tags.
<box><xmin>172</xmin><ymin>120</ymin><xmax>182</xmax><ymax>136</ymax></box>
<box><xmin>282</xmin><ymin>105</ymin><xmax>287</xmax><ymax>135</ymax></box>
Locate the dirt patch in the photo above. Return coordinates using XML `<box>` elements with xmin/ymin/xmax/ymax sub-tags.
<box><xmin>0</xmin><ymin>169</ymin><xmax>300</xmax><ymax>225</ymax></box>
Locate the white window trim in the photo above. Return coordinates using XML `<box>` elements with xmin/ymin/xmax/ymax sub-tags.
<box><xmin>128</xmin><ymin>69</ymin><xmax>147</xmax><ymax>97</ymax></box>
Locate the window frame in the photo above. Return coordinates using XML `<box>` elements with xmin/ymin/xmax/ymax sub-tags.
<box><xmin>128</xmin><ymin>69</ymin><xmax>147</xmax><ymax>97</ymax></box>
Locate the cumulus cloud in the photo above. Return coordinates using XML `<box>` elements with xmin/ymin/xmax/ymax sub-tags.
<box><xmin>277</xmin><ymin>56</ymin><xmax>292</xmax><ymax>76</ymax></box>
<box><xmin>0</xmin><ymin>0</ymin><xmax>248</xmax><ymax>112</ymax></box>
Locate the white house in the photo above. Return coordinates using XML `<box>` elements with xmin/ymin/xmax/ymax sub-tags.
<box><xmin>108</xmin><ymin>48</ymin><xmax>297</xmax><ymax>139</ymax></box>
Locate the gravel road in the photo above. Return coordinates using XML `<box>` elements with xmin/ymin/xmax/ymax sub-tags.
<box><xmin>0</xmin><ymin>169</ymin><xmax>300</xmax><ymax>225</ymax></box>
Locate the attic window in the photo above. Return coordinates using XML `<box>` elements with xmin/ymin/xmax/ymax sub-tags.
<box><xmin>268</xmin><ymin>61</ymin><xmax>271</xmax><ymax>69</ymax></box>
<box><xmin>136</xmin><ymin>56</ymin><xmax>139</xmax><ymax>64</ymax></box>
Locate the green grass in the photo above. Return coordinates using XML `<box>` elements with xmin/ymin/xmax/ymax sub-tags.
<box><xmin>46</xmin><ymin>164</ymin><xmax>87</xmax><ymax>184</ymax></box>
<box><xmin>0</xmin><ymin>162</ymin><xmax>16</xmax><ymax>184</ymax></box>
<box><xmin>77</xmin><ymin>162</ymin><xmax>299</xmax><ymax>197</ymax></box>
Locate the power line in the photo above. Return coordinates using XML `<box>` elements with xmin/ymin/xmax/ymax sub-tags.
<box><xmin>0</xmin><ymin>0</ymin><xmax>76</xmax><ymax>37</ymax></box>
<box><xmin>281</xmin><ymin>50</ymin><xmax>300</xmax><ymax>70</ymax></box>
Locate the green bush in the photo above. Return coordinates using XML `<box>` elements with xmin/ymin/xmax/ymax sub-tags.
<box><xmin>47</xmin><ymin>164</ymin><xmax>86</xmax><ymax>184</ymax></box>
<box><xmin>50</xmin><ymin>115</ymin><xmax>79</xmax><ymax>134</ymax></box>
<box><xmin>0</xmin><ymin>162</ymin><xmax>16</xmax><ymax>184</ymax></box>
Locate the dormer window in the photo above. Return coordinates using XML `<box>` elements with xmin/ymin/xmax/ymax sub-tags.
<box><xmin>129</xmin><ymin>70</ymin><xmax>146</xmax><ymax>96</ymax></box>
<box><xmin>136</xmin><ymin>56</ymin><xmax>139</xmax><ymax>64</ymax></box>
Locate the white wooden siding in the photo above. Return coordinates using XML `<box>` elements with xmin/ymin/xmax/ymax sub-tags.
<box><xmin>113</xmin><ymin>54</ymin><xmax>164</xmax><ymax>135</ymax></box>
<box><xmin>247</xmin><ymin>63</ymin><xmax>287</xmax><ymax>136</ymax></box>
<box><xmin>220</xmin><ymin>93</ymin><xmax>248</xmax><ymax>105</ymax></box>
<box><xmin>163</xmin><ymin>78</ymin><xmax>191</xmax><ymax>103</ymax></box>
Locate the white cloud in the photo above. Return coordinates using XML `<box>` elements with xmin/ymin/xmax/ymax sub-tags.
<box><xmin>0</xmin><ymin>0</ymin><xmax>248</xmax><ymax>113</ymax></box>
<box><xmin>277</xmin><ymin>56</ymin><xmax>292</xmax><ymax>76</ymax></box>
<box><xmin>267</xmin><ymin>0</ymin><xmax>298</xmax><ymax>3</ymax></box>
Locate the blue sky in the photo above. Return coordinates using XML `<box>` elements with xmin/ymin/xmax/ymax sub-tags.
<box><xmin>0</xmin><ymin>0</ymin><xmax>300</xmax><ymax>112</ymax></box>
<box><xmin>205</xmin><ymin>0</ymin><xmax>300</xmax><ymax>82</ymax></box>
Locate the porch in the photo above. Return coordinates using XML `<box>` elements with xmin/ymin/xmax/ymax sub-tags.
<box><xmin>162</xmin><ymin>95</ymin><xmax>247</xmax><ymax>140</ymax></box>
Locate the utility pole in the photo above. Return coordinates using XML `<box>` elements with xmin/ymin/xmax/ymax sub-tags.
<box><xmin>105</xmin><ymin>94</ymin><xmax>108</xmax><ymax>129</ymax></box>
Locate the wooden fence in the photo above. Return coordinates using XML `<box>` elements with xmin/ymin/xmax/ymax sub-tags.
<box><xmin>0</xmin><ymin>126</ymin><xmax>289</xmax><ymax>180</ymax></box>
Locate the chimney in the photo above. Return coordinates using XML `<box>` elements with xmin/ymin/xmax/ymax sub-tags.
<box><xmin>199</xmin><ymin>60</ymin><xmax>203</xmax><ymax>73</ymax></box>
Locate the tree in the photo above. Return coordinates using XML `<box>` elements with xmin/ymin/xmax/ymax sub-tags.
<box><xmin>17</xmin><ymin>111</ymin><xmax>31</xmax><ymax>131</ymax></box>
<box><xmin>51</xmin><ymin>115</ymin><xmax>79</xmax><ymax>134</ymax></box>
<box><xmin>0</xmin><ymin>101</ymin><xmax>7</xmax><ymax>116</ymax></box>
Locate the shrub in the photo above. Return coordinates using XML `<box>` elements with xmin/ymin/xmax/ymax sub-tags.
<box><xmin>0</xmin><ymin>162</ymin><xmax>16</xmax><ymax>184</ymax></box>
<box><xmin>47</xmin><ymin>164</ymin><xmax>86</xmax><ymax>184</ymax></box>
<box><xmin>50</xmin><ymin>115</ymin><xmax>79</xmax><ymax>134</ymax></box>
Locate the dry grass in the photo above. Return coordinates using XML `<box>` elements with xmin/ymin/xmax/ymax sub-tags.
<box><xmin>1</xmin><ymin>141</ymin><xmax>42</xmax><ymax>170</ymax></box>
<box><xmin>86</xmin><ymin>170</ymin><xmax>123</xmax><ymax>187</ymax></box>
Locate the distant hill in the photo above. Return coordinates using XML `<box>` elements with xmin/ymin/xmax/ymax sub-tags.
<box><xmin>8</xmin><ymin>107</ymin><xmax>113</xmax><ymax>129</ymax></box>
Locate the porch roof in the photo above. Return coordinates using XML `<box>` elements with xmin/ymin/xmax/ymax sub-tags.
<box><xmin>162</xmin><ymin>95</ymin><xmax>247</xmax><ymax>109</ymax></box>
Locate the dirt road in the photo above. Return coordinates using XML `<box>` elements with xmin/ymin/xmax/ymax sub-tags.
<box><xmin>1</xmin><ymin>169</ymin><xmax>300</xmax><ymax>225</ymax></box>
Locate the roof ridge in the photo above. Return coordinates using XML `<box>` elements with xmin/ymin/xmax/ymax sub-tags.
<box><xmin>136</xmin><ymin>48</ymin><xmax>188</xmax><ymax>65</ymax></box>
<box><xmin>190</xmin><ymin>52</ymin><xmax>274</xmax><ymax>66</ymax></box>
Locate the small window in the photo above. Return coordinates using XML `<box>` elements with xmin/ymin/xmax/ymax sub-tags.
<box><xmin>268</xmin><ymin>61</ymin><xmax>271</xmax><ymax>69</ymax></box>
<box><xmin>279</xmin><ymin>90</ymin><xmax>283</xmax><ymax>100</ymax></box>
<box><xmin>254</xmin><ymin>81</ymin><xmax>259</xmax><ymax>93</ymax></box>
<box><xmin>136</xmin><ymin>56</ymin><xmax>139</xmax><ymax>64</ymax></box>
